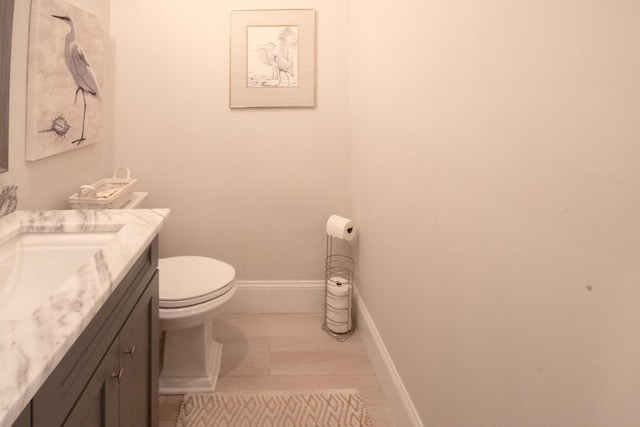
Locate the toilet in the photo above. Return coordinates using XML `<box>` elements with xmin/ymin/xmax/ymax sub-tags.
<box><xmin>119</xmin><ymin>192</ymin><xmax>237</xmax><ymax>393</ymax></box>
<box><xmin>158</xmin><ymin>256</ymin><xmax>237</xmax><ymax>394</ymax></box>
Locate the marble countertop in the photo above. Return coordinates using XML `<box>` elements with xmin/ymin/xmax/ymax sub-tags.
<box><xmin>0</xmin><ymin>209</ymin><xmax>169</xmax><ymax>427</ymax></box>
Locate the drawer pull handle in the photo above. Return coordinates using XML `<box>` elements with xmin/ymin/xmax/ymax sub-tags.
<box><xmin>112</xmin><ymin>368</ymin><xmax>124</xmax><ymax>383</ymax></box>
<box><xmin>125</xmin><ymin>345</ymin><xmax>136</xmax><ymax>359</ymax></box>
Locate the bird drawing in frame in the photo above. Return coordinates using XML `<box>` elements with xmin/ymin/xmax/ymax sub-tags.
<box><xmin>52</xmin><ymin>14</ymin><xmax>99</xmax><ymax>145</ymax></box>
<box><xmin>257</xmin><ymin>42</ymin><xmax>296</xmax><ymax>87</ymax></box>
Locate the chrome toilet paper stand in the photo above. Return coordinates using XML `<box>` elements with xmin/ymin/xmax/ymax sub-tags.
<box><xmin>322</xmin><ymin>235</ymin><xmax>355</xmax><ymax>341</ymax></box>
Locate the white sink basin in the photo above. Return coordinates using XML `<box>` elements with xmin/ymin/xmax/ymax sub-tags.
<box><xmin>0</xmin><ymin>231</ymin><xmax>118</xmax><ymax>320</ymax></box>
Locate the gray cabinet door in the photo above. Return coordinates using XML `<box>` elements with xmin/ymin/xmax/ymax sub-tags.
<box><xmin>62</xmin><ymin>338</ymin><xmax>120</xmax><ymax>427</ymax></box>
<box><xmin>119</xmin><ymin>272</ymin><xmax>159</xmax><ymax>427</ymax></box>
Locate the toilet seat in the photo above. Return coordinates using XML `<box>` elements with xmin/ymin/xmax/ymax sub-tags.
<box><xmin>159</xmin><ymin>284</ymin><xmax>237</xmax><ymax>331</ymax></box>
<box><xmin>159</xmin><ymin>256</ymin><xmax>236</xmax><ymax>308</ymax></box>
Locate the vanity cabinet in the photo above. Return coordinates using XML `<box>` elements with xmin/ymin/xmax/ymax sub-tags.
<box><xmin>14</xmin><ymin>238</ymin><xmax>159</xmax><ymax>427</ymax></box>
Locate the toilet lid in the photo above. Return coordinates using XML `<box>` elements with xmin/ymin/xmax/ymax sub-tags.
<box><xmin>159</xmin><ymin>256</ymin><xmax>236</xmax><ymax>308</ymax></box>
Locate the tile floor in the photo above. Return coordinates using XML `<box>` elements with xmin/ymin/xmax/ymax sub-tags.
<box><xmin>159</xmin><ymin>313</ymin><xmax>396</xmax><ymax>427</ymax></box>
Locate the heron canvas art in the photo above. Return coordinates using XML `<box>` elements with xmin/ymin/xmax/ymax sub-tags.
<box><xmin>25</xmin><ymin>0</ymin><xmax>103</xmax><ymax>161</ymax></box>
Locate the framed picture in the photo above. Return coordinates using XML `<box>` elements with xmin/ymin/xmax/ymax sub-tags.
<box><xmin>230</xmin><ymin>9</ymin><xmax>316</xmax><ymax>108</ymax></box>
<box><xmin>25</xmin><ymin>0</ymin><xmax>103</xmax><ymax>161</ymax></box>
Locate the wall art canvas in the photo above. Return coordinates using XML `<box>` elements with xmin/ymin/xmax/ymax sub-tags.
<box><xmin>26</xmin><ymin>0</ymin><xmax>103</xmax><ymax>161</ymax></box>
<box><xmin>230</xmin><ymin>9</ymin><xmax>315</xmax><ymax>108</ymax></box>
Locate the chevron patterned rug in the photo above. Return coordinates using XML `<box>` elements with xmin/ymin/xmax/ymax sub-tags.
<box><xmin>176</xmin><ymin>389</ymin><xmax>373</xmax><ymax>427</ymax></box>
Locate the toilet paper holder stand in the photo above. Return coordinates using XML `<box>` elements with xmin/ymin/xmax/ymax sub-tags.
<box><xmin>322</xmin><ymin>235</ymin><xmax>355</xmax><ymax>341</ymax></box>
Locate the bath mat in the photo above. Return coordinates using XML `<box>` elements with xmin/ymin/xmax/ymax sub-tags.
<box><xmin>176</xmin><ymin>389</ymin><xmax>373</xmax><ymax>427</ymax></box>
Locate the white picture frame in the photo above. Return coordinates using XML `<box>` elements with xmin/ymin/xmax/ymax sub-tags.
<box><xmin>230</xmin><ymin>9</ymin><xmax>316</xmax><ymax>108</ymax></box>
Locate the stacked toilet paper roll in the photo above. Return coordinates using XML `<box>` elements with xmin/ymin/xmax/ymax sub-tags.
<box><xmin>325</xmin><ymin>276</ymin><xmax>351</xmax><ymax>334</ymax></box>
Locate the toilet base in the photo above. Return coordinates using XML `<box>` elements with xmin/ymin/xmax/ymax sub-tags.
<box><xmin>159</xmin><ymin>321</ymin><xmax>222</xmax><ymax>394</ymax></box>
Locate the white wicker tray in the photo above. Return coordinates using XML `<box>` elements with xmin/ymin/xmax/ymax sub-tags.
<box><xmin>68</xmin><ymin>167</ymin><xmax>137</xmax><ymax>209</ymax></box>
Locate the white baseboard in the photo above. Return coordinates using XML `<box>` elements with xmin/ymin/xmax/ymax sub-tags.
<box><xmin>221</xmin><ymin>280</ymin><xmax>422</xmax><ymax>427</ymax></box>
<box><xmin>222</xmin><ymin>281</ymin><xmax>325</xmax><ymax>314</ymax></box>
<box><xmin>353</xmin><ymin>288</ymin><xmax>424</xmax><ymax>427</ymax></box>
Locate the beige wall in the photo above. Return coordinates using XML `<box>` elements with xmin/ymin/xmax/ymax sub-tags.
<box><xmin>349</xmin><ymin>0</ymin><xmax>640</xmax><ymax>425</ymax></box>
<box><xmin>3</xmin><ymin>0</ymin><xmax>113</xmax><ymax>209</ymax></box>
<box><xmin>110</xmin><ymin>0</ymin><xmax>351</xmax><ymax>280</ymax></box>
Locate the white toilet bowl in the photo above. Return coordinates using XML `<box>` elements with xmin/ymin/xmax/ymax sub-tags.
<box><xmin>158</xmin><ymin>256</ymin><xmax>237</xmax><ymax>394</ymax></box>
